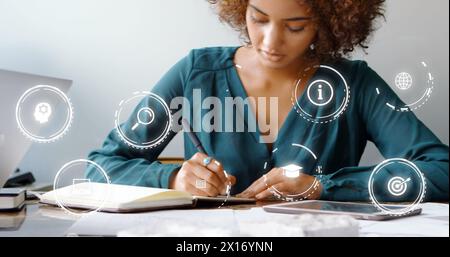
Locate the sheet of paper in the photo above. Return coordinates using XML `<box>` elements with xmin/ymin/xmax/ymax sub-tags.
<box><xmin>359</xmin><ymin>203</ymin><xmax>449</xmax><ymax>237</ymax></box>
<box><xmin>66</xmin><ymin>207</ymin><xmax>358</xmax><ymax>237</ymax></box>
<box><xmin>67</xmin><ymin>209</ymin><xmax>237</xmax><ymax>237</ymax></box>
<box><xmin>232</xmin><ymin>207</ymin><xmax>359</xmax><ymax>237</ymax></box>
<box><xmin>66</xmin><ymin>203</ymin><xmax>449</xmax><ymax>237</ymax></box>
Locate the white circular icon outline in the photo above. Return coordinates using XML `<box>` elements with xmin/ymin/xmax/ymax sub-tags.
<box><xmin>53</xmin><ymin>159</ymin><xmax>111</xmax><ymax>216</ymax></box>
<box><xmin>368</xmin><ymin>158</ymin><xmax>426</xmax><ymax>216</ymax></box>
<box><xmin>114</xmin><ymin>91</ymin><xmax>172</xmax><ymax>149</ymax></box>
<box><xmin>378</xmin><ymin>61</ymin><xmax>434</xmax><ymax>112</ymax></box>
<box><xmin>292</xmin><ymin>65</ymin><xmax>350</xmax><ymax>124</ymax></box>
<box><xmin>395</xmin><ymin>72</ymin><xmax>413</xmax><ymax>90</ymax></box>
<box><xmin>16</xmin><ymin>85</ymin><xmax>74</xmax><ymax>143</ymax></box>
<box><xmin>263</xmin><ymin>143</ymin><xmax>321</xmax><ymax>202</ymax></box>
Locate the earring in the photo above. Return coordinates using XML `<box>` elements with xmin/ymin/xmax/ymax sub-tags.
<box><xmin>309</xmin><ymin>44</ymin><xmax>315</xmax><ymax>50</ymax></box>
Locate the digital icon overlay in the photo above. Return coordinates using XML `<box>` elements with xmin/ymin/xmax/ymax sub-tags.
<box><xmin>114</xmin><ymin>91</ymin><xmax>172</xmax><ymax>149</ymax></box>
<box><xmin>292</xmin><ymin>65</ymin><xmax>350</xmax><ymax>124</ymax></box>
<box><xmin>16</xmin><ymin>85</ymin><xmax>73</xmax><ymax>143</ymax></box>
<box><xmin>368</xmin><ymin>158</ymin><xmax>426</xmax><ymax>216</ymax></box>
<box><xmin>53</xmin><ymin>159</ymin><xmax>111</xmax><ymax>216</ymax></box>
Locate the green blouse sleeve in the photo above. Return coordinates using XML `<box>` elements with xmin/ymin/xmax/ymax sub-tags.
<box><xmin>86</xmin><ymin>51</ymin><xmax>194</xmax><ymax>188</ymax></box>
<box><xmin>320</xmin><ymin>62</ymin><xmax>449</xmax><ymax>202</ymax></box>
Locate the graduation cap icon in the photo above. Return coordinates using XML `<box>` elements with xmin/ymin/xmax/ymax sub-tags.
<box><xmin>282</xmin><ymin>164</ymin><xmax>303</xmax><ymax>178</ymax></box>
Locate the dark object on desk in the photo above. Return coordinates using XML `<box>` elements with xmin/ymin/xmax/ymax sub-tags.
<box><xmin>0</xmin><ymin>188</ymin><xmax>26</xmax><ymax>212</ymax></box>
<box><xmin>0</xmin><ymin>206</ymin><xmax>26</xmax><ymax>230</ymax></box>
<box><xmin>4</xmin><ymin>171</ymin><xmax>36</xmax><ymax>188</ymax></box>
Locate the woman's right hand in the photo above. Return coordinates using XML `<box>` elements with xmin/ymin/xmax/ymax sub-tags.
<box><xmin>169</xmin><ymin>152</ymin><xmax>236</xmax><ymax>197</ymax></box>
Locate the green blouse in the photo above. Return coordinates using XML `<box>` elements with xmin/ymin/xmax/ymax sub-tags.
<box><xmin>87</xmin><ymin>47</ymin><xmax>449</xmax><ymax>202</ymax></box>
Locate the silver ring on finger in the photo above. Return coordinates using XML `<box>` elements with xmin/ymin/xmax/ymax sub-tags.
<box><xmin>195</xmin><ymin>179</ymin><xmax>207</xmax><ymax>189</ymax></box>
<box><xmin>202</xmin><ymin>156</ymin><xmax>213</xmax><ymax>167</ymax></box>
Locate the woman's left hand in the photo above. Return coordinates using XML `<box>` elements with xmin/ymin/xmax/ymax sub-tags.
<box><xmin>237</xmin><ymin>167</ymin><xmax>323</xmax><ymax>200</ymax></box>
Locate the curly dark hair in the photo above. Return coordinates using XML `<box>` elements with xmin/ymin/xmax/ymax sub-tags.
<box><xmin>208</xmin><ymin>0</ymin><xmax>386</xmax><ymax>62</ymax></box>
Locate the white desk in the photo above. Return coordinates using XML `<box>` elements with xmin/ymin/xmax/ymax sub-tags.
<box><xmin>66</xmin><ymin>203</ymin><xmax>449</xmax><ymax>237</ymax></box>
<box><xmin>1</xmin><ymin>202</ymin><xmax>448</xmax><ymax>237</ymax></box>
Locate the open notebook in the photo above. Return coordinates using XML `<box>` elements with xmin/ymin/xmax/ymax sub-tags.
<box><xmin>40</xmin><ymin>182</ymin><xmax>255</xmax><ymax>213</ymax></box>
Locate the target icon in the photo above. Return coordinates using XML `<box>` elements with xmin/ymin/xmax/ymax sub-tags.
<box><xmin>387</xmin><ymin>176</ymin><xmax>411</xmax><ymax>196</ymax></box>
<box><xmin>368</xmin><ymin>158</ymin><xmax>426</xmax><ymax>216</ymax></box>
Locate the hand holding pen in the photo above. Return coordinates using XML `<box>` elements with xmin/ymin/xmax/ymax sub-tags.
<box><xmin>168</xmin><ymin>119</ymin><xmax>236</xmax><ymax>197</ymax></box>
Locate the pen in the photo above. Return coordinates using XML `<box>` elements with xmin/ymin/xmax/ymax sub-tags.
<box><xmin>182</xmin><ymin>118</ymin><xmax>206</xmax><ymax>154</ymax></box>
<box><xmin>181</xmin><ymin>118</ymin><xmax>231</xmax><ymax>191</ymax></box>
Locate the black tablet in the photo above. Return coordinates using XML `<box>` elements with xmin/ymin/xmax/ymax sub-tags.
<box><xmin>263</xmin><ymin>200</ymin><xmax>422</xmax><ymax>221</ymax></box>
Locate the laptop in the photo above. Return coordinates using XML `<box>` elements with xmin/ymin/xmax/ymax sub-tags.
<box><xmin>0</xmin><ymin>69</ymin><xmax>72</xmax><ymax>188</ymax></box>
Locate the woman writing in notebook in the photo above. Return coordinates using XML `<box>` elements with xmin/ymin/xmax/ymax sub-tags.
<box><xmin>87</xmin><ymin>0</ymin><xmax>449</xmax><ymax>202</ymax></box>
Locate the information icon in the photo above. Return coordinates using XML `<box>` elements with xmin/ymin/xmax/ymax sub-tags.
<box><xmin>292</xmin><ymin>65</ymin><xmax>350</xmax><ymax>124</ymax></box>
<box><xmin>307</xmin><ymin>80</ymin><xmax>334</xmax><ymax>107</ymax></box>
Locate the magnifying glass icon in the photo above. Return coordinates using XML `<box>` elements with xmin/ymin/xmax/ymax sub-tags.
<box><xmin>131</xmin><ymin>107</ymin><xmax>155</xmax><ymax>131</ymax></box>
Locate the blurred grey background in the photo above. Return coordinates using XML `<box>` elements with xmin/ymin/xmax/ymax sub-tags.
<box><xmin>0</xmin><ymin>0</ymin><xmax>448</xmax><ymax>184</ymax></box>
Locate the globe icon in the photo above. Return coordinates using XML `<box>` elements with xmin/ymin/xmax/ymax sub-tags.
<box><xmin>395</xmin><ymin>72</ymin><xmax>413</xmax><ymax>90</ymax></box>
